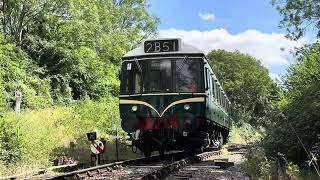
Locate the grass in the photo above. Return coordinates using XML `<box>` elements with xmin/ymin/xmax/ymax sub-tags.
<box><xmin>0</xmin><ymin>98</ymin><xmax>140</xmax><ymax>176</ymax></box>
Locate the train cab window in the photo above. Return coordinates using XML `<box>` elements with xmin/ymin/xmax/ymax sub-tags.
<box><xmin>149</xmin><ymin>59</ymin><xmax>172</xmax><ymax>92</ymax></box>
<box><xmin>120</xmin><ymin>61</ymin><xmax>147</xmax><ymax>94</ymax></box>
<box><xmin>175</xmin><ymin>58</ymin><xmax>201</xmax><ymax>92</ymax></box>
<box><xmin>120</xmin><ymin>62</ymin><xmax>133</xmax><ymax>94</ymax></box>
<box><xmin>135</xmin><ymin>73</ymin><xmax>142</xmax><ymax>93</ymax></box>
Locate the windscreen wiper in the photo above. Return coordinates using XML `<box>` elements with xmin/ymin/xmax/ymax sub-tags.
<box><xmin>177</xmin><ymin>56</ymin><xmax>188</xmax><ymax>71</ymax></box>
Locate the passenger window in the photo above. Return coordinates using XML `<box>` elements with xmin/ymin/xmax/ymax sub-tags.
<box><xmin>205</xmin><ymin>67</ymin><xmax>209</xmax><ymax>90</ymax></box>
<box><xmin>220</xmin><ymin>91</ymin><xmax>222</xmax><ymax>106</ymax></box>
<box><xmin>216</xmin><ymin>82</ymin><xmax>218</xmax><ymax>99</ymax></box>
<box><xmin>211</xmin><ymin>77</ymin><xmax>215</xmax><ymax>97</ymax></box>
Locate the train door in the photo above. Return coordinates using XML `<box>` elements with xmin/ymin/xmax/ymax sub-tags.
<box><xmin>204</xmin><ymin>65</ymin><xmax>212</xmax><ymax>108</ymax></box>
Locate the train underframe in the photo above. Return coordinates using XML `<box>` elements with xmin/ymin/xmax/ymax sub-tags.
<box><xmin>129</xmin><ymin>120</ymin><xmax>229</xmax><ymax>157</ymax></box>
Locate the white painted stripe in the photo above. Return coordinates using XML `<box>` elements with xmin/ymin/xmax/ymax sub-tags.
<box><xmin>119</xmin><ymin>93</ymin><xmax>206</xmax><ymax>97</ymax></box>
<box><xmin>160</xmin><ymin>97</ymin><xmax>205</xmax><ymax>117</ymax></box>
<box><xmin>119</xmin><ymin>99</ymin><xmax>160</xmax><ymax>116</ymax></box>
<box><xmin>119</xmin><ymin>97</ymin><xmax>205</xmax><ymax>117</ymax></box>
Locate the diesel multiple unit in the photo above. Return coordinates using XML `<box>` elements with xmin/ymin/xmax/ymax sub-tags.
<box><xmin>119</xmin><ymin>38</ymin><xmax>232</xmax><ymax>157</ymax></box>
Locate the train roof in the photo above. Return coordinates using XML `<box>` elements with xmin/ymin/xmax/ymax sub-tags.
<box><xmin>123</xmin><ymin>38</ymin><xmax>204</xmax><ymax>58</ymax></box>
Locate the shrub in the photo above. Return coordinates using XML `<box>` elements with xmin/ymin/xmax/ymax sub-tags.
<box><xmin>0</xmin><ymin>114</ymin><xmax>23</xmax><ymax>164</ymax></box>
<box><xmin>228</xmin><ymin>122</ymin><xmax>264</xmax><ymax>144</ymax></box>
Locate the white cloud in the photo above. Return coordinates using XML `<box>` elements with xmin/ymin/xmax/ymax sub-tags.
<box><xmin>199</xmin><ymin>12</ymin><xmax>215</xmax><ymax>21</ymax></box>
<box><xmin>159</xmin><ymin>28</ymin><xmax>306</xmax><ymax>68</ymax></box>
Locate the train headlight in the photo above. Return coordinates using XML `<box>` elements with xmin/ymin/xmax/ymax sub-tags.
<box><xmin>184</xmin><ymin>104</ymin><xmax>190</xmax><ymax>110</ymax></box>
<box><xmin>132</xmin><ymin>105</ymin><xmax>138</xmax><ymax>112</ymax></box>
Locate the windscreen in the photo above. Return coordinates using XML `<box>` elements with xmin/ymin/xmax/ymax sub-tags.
<box><xmin>175</xmin><ymin>58</ymin><xmax>201</xmax><ymax>92</ymax></box>
<box><xmin>120</xmin><ymin>57</ymin><xmax>202</xmax><ymax>94</ymax></box>
<box><xmin>149</xmin><ymin>60</ymin><xmax>172</xmax><ymax>92</ymax></box>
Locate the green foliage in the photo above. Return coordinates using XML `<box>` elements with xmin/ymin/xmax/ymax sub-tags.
<box><xmin>0</xmin><ymin>34</ymin><xmax>52</xmax><ymax>109</ymax></box>
<box><xmin>264</xmin><ymin>43</ymin><xmax>320</xmax><ymax>166</ymax></box>
<box><xmin>228</xmin><ymin>123</ymin><xmax>264</xmax><ymax>145</ymax></box>
<box><xmin>0</xmin><ymin>114</ymin><xmax>23</xmax><ymax>164</ymax></box>
<box><xmin>1</xmin><ymin>0</ymin><xmax>159</xmax><ymax>104</ymax></box>
<box><xmin>0</xmin><ymin>0</ymin><xmax>159</xmax><ymax>174</ymax></box>
<box><xmin>207</xmin><ymin>50</ymin><xmax>279</xmax><ymax>126</ymax></box>
<box><xmin>272</xmin><ymin>0</ymin><xmax>320</xmax><ymax>40</ymax></box>
<box><xmin>241</xmin><ymin>147</ymin><xmax>273</xmax><ymax>180</ymax></box>
<box><xmin>0</xmin><ymin>98</ymin><xmax>136</xmax><ymax>174</ymax></box>
<box><xmin>241</xmin><ymin>147</ymin><xmax>301</xmax><ymax>180</ymax></box>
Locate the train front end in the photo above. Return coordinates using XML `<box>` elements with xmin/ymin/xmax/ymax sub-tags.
<box><xmin>119</xmin><ymin>39</ymin><xmax>207</xmax><ymax>156</ymax></box>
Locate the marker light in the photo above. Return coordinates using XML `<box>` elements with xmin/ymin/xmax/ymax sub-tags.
<box><xmin>132</xmin><ymin>105</ymin><xmax>138</xmax><ymax>111</ymax></box>
<box><xmin>184</xmin><ymin>104</ymin><xmax>190</xmax><ymax>110</ymax></box>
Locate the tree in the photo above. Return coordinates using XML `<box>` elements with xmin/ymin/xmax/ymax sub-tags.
<box><xmin>1</xmin><ymin>0</ymin><xmax>159</xmax><ymax>103</ymax></box>
<box><xmin>272</xmin><ymin>0</ymin><xmax>320</xmax><ymax>40</ymax></box>
<box><xmin>264</xmin><ymin>43</ymin><xmax>320</xmax><ymax>164</ymax></box>
<box><xmin>0</xmin><ymin>33</ymin><xmax>51</xmax><ymax>109</ymax></box>
<box><xmin>0</xmin><ymin>0</ymin><xmax>68</xmax><ymax>45</ymax></box>
<box><xmin>207</xmin><ymin>50</ymin><xmax>277</xmax><ymax>126</ymax></box>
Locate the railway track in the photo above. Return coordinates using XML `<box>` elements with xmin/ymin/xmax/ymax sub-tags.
<box><xmin>48</xmin><ymin>147</ymin><xmax>237</xmax><ymax>180</ymax></box>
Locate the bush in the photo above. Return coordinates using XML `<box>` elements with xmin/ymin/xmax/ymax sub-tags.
<box><xmin>241</xmin><ymin>147</ymin><xmax>273</xmax><ymax>180</ymax></box>
<box><xmin>241</xmin><ymin>147</ymin><xmax>303</xmax><ymax>180</ymax></box>
<box><xmin>0</xmin><ymin>114</ymin><xmax>23</xmax><ymax>164</ymax></box>
<box><xmin>228</xmin><ymin>122</ymin><xmax>264</xmax><ymax>144</ymax></box>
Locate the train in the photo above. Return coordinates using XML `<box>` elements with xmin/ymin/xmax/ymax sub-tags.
<box><xmin>119</xmin><ymin>38</ymin><xmax>232</xmax><ymax>157</ymax></box>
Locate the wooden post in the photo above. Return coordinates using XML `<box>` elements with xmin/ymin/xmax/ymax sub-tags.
<box><xmin>15</xmin><ymin>89</ymin><xmax>22</xmax><ymax>116</ymax></box>
<box><xmin>112</xmin><ymin>116</ymin><xmax>119</xmax><ymax>161</ymax></box>
<box><xmin>116</xmin><ymin>129</ymin><xmax>119</xmax><ymax>161</ymax></box>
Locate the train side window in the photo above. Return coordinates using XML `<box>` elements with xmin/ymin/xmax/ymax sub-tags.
<box><xmin>222</xmin><ymin>94</ymin><xmax>224</xmax><ymax>107</ymax></box>
<box><xmin>214</xmin><ymin>81</ymin><xmax>217</xmax><ymax>100</ymax></box>
<box><xmin>211</xmin><ymin>77</ymin><xmax>215</xmax><ymax>97</ymax></box>
<box><xmin>205</xmin><ymin>67</ymin><xmax>208</xmax><ymax>90</ymax></box>
<box><xmin>216</xmin><ymin>83</ymin><xmax>220</xmax><ymax>104</ymax></box>
<box><xmin>221</xmin><ymin>94</ymin><xmax>223</xmax><ymax>107</ymax></box>
<box><xmin>220</xmin><ymin>91</ymin><xmax>222</xmax><ymax>106</ymax></box>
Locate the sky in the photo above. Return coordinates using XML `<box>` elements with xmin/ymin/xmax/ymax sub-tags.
<box><xmin>147</xmin><ymin>0</ymin><xmax>309</xmax><ymax>79</ymax></box>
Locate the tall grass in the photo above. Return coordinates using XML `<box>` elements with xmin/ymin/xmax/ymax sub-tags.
<box><xmin>0</xmin><ymin>97</ymin><xmax>137</xmax><ymax>176</ymax></box>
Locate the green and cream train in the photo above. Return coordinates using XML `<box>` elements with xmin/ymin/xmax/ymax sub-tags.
<box><xmin>119</xmin><ymin>38</ymin><xmax>232</xmax><ymax>157</ymax></box>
